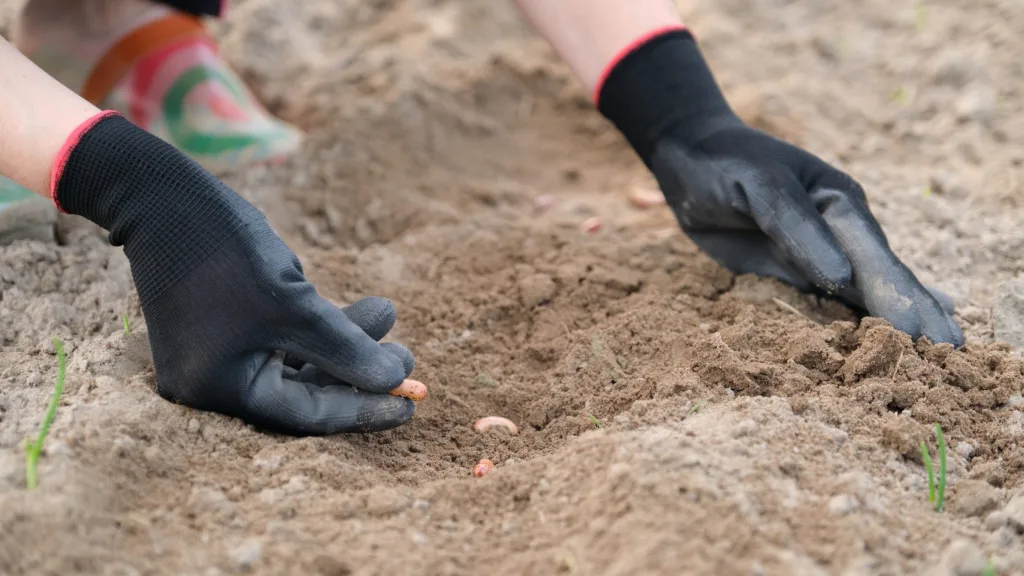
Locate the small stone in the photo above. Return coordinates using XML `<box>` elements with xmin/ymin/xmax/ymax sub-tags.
<box><xmin>253</xmin><ymin>454</ymin><xmax>282</xmax><ymax>470</ymax></box>
<box><xmin>258</xmin><ymin>488</ymin><xmax>283</xmax><ymax>505</ymax></box>
<box><xmin>44</xmin><ymin>441</ymin><xmax>73</xmax><ymax>458</ymax></box>
<box><xmin>112</xmin><ymin>435</ymin><xmax>137</xmax><ymax>457</ymax></box>
<box><xmin>941</xmin><ymin>539</ymin><xmax>986</xmax><ymax>576</ymax></box>
<box><xmin>283</xmin><ymin>475</ymin><xmax>309</xmax><ymax>495</ymax></box>
<box><xmin>412</xmin><ymin>499</ymin><xmax>430</xmax><ymax>511</ymax></box>
<box><xmin>993</xmin><ymin>279</ymin><xmax>1024</xmax><ymax>354</ymax></box>
<box><xmin>828</xmin><ymin>494</ymin><xmax>860</xmax><ymax>516</ymax></box>
<box><xmin>324</xmin><ymin>205</ymin><xmax>343</xmax><ymax>232</ymax></box>
<box><xmin>733</xmin><ymin>419</ymin><xmax>758</xmax><ymax>438</ymax></box>
<box><xmin>410</xmin><ymin>532</ymin><xmax>429</xmax><ymax>545</ymax></box>
<box><xmin>984</xmin><ymin>510</ymin><xmax>1007</xmax><ymax>531</ymax></box>
<box><xmin>186</xmin><ymin>487</ymin><xmax>234</xmax><ymax>521</ymax></box>
<box><xmin>992</xmin><ymin>526</ymin><xmax>1017</xmax><ymax>548</ymax></box>
<box><xmin>1008</xmin><ymin>412</ymin><xmax>1024</xmax><ymax>438</ymax></box>
<box><xmin>929</xmin><ymin>172</ymin><xmax>970</xmax><ymax>200</ymax></box>
<box><xmin>829</xmin><ymin>428</ymin><xmax>849</xmax><ymax>445</ymax></box>
<box><xmin>187</xmin><ymin>419</ymin><xmax>201</xmax><ymax>434</ymax></box>
<box><xmin>952</xmin><ymin>480</ymin><xmax>999</xmax><ymax>518</ymax></box>
<box><xmin>24</xmin><ymin>372</ymin><xmax>40</xmax><ymax>387</ymax></box>
<box><xmin>1003</xmin><ymin>494</ymin><xmax>1024</xmax><ymax>532</ymax></box>
<box><xmin>518</xmin><ymin>273</ymin><xmax>557</xmax><ymax>308</ymax></box>
<box><xmin>955</xmin><ymin>442</ymin><xmax>977</xmax><ymax>460</ymax></box>
<box><xmin>1008</xmin><ymin>396</ymin><xmax>1024</xmax><ymax>408</ymax></box>
<box><xmin>955</xmin><ymin>87</ymin><xmax>996</xmax><ymax>125</ymax></box>
<box><xmin>311</xmin><ymin>555</ymin><xmax>352</xmax><ymax>576</ymax></box>
<box><xmin>228</xmin><ymin>539</ymin><xmax>262</xmax><ymax>573</ymax></box>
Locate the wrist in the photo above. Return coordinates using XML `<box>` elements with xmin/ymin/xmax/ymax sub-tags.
<box><xmin>51</xmin><ymin>112</ymin><xmax>259</xmax><ymax>300</ymax></box>
<box><xmin>595</xmin><ymin>28</ymin><xmax>739</xmax><ymax>166</ymax></box>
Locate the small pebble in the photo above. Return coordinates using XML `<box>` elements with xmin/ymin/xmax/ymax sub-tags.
<box><xmin>733</xmin><ymin>419</ymin><xmax>758</xmax><ymax>438</ymax></box>
<box><xmin>282</xmin><ymin>475</ymin><xmax>308</xmax><ymax>495</ymax></box>
<box><xmin>411</xmin><ymin>532</ymin><xmax>429</xmax><ymax>546</ymax></box>
<box><xmin>187</xmin><ymin>419</ymin><xmax>201</xmax><ymax>434</ymax></box>
<box><xmin>941</xmin><ymin>539</ymin><xmax>986</xmax><ymax>576</ymax></box>
<box><xmin>1003</xmin><ymin>495</ymin><xmax>1024</xmax><ymax>532</ymax></box>
<box><xmin>827</xmin><ymin>494</ymin><xmax>860</xmax><ymax>516</ymax></box>
<box><xmin>228</xmin><ymin>539</ymin><xmax>262</xmax><ymax>573</ymax></box>
<box><xmin>24</xmin><ymin>372</ymin><xmax>40</xmax><ymax>387</ymax></box>
<box><xmin>955</xmin><ymin>442</ymin><xmax>977</xmax><ymax>460</ymax></box>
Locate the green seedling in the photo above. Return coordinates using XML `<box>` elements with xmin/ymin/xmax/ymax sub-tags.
<box><xmin>688</xmin><ymin>399</ymin><xmax>707</xmax><ymax>415</ymax></box>
<box><xmin>983</xmin><ymin>559</ymin><xmax>996</xmax><ymax>576</ymax></box>
<box><xmin>891</xmin><ymin>85</ymin><xmax>910</xmax><ymax>106</ymax></box>
<box><xmin>474</xmin><ymin>373</ymin><xmax>496</xmax><ymax>388</ymax></box>
<box><xmin>588</xmin><ymin>414</ymin><xmax>602</xmax><ymax>429</ymax></box>
<box><xmin>914</xmin><ymin>0</ymin><xmax>928</xmax><ymax>32</ymax></box>
<box><xmin>25</xmin><ymin>337</ymin><xmax>66</xmax><ymax>490</ymax></box>
<box><xmin>122</xmin><ymin>312</ymin><xmax>131</xmax><ymax>335</ymax></box>
<box><xmin>919</xmin><ymin>422</ymin><xmax>947</xmax><ymax>512</ymax></box>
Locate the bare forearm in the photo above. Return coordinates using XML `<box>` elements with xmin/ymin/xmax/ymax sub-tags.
<box><xmin>0</xmin><ymin>37</ymin><xmax>98</xmax><ymax>197</ymax></box>
<box><xmin>513</xmin><ymin>0</ymin><xmax>683</xmax><ymax>97</ymax></box>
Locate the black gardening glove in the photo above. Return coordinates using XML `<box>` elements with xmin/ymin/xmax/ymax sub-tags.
<box><xmin>53</xmin><ymin>112</ymin><xmax>417</xmax><ymax>434</ymax></box>
<box><xmin>597</xmin><ymin>29</ymin><xmax>963</xmax><ymax>345</ymax></box>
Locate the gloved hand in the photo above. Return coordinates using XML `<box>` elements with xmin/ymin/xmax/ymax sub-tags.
<box><xmin>52</xmin><ymin>112</ymin><xmax>417</xmax><ymax>434</ymax></box>
<box><xmin>597</xmin><ymin>28</ymin><xmax>963</xmax><ymax>346</ymax></box>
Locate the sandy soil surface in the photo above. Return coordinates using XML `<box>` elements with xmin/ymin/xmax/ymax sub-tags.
<box><xmin>3</xmin><ymin>0</ymin><xmax>1024</xmax><ymax>574</ymax></box>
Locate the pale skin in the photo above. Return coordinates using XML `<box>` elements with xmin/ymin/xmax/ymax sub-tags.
<box><xmin>0</xmin><ymin>0</ymin><xmax>680</xmax><ymax>197</ymax></box>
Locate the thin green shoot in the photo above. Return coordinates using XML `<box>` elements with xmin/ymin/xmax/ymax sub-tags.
<box><xmin>983</xmin><ymin>559</ymin><xmax>996</xmax><ymax>576</ymax></box>
<box><xmin>588</xmin><ymin>414</ymin><xmax>602</xmax><ymax>429</ymax></box>
<box><xmin>920</xmin><ymin>440</ymin><xmax>935</xmax><ymax>504</ymax></box>
<box><xmin>122</xmin><ymin>312</ymin><xmax>131</xmax><ymax>335</ymax></box>
<box><xmin>914</xmin><ymin>0</ymin><xmax>928</xmax><ymax>32</ymax></box>
<box><xmin>920</xmin><ymin>423</ymin><xmax>948</xmax><ymax>511</ymax></box>
<box><xmin>25</xmin><ymin>337</ymin><xmax>66</xmax><ymax>490</ymax></box>
<box><xmin>688</xmin><ymin>399</ymin><xmax>707</xmax><ymax>415</ymax></box>
<box><xmin>935</xmin><ymin>423</ymin><xmax>947</xmax><ymax>512</ymax></box>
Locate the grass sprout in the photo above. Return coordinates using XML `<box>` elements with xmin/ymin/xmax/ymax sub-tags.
<box><xmin>25</xmin><ymin>337</ymin><xmax>66</xmax><ymax>490</ymax></box>
<box><xmin>122</xmin><ymin>312</ymin><xmax>131</xmax><ymax>335</ymax></box>
<box><xmin>588</xmin><ymin>414</ymin><xmax>602</xmax><ymax>429</ymax></box>
<box><xmin>688</xmin><ymin>399</ymin><xmax>707</xmax><ymax>416</ymax></box>
<box><xmin>920</xmin><ymin>422</ymin><xmax>947</xmax><ymax>512</ymax></box>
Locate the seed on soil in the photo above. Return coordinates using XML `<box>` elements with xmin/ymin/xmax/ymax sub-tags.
<box><xmin>473</xmin><ymin>458</ymin><xmax>495</xmax><ymax>477</ymax></box>
<box><xmin>533</xmin><ymin>194</ymin><xmax>556</xmax><ymax>211</ymax></box>
<box><xmin>628</xmin><ymin>187</ymin><xmax>666</xmax><ymax>208</ymax></box>
<box><xmin>579</xmin><ymin>217</ymin><xmax>602</xmax><ymax>234</ymax></box>
<box><xmin>473</xmin><ymin>416</ymin><xmax>519</xmax><ymax>435</ymax></box>
<box><xmin>390</xmin><ymin>379</ymin><xmax>428</xmax><ymax>401</ymax></box>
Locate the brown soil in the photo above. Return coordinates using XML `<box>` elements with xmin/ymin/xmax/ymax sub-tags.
<box><xmin>3</xmin><ymin>0</ymin><xmax>1024</xmax><ymax>574</ymax></box>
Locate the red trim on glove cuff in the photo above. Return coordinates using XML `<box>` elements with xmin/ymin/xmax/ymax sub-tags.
<box><xmin>592</xmin><ymin>24</ymin><xmax>690</xmax><ymax>107</ymax></box>
<box><xmin>50</xmin><ymin>110</ymin><xmax>122</xmax><ymax>214</ymax></box>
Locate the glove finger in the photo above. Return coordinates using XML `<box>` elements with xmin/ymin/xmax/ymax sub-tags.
<box><xmin>380</xmin><ymin>342</ymin><xmax>416</xmax><ymax>376</ymax></box>
<box><xmin>341</xmin><ymin>296</ymin><xmax>398</xmax><ymax>341</ymax></box>
<box><xmin>242</xmin><ymin>353</ymin><xmax>415</xmax><ymax>435</ymax></box>
<box><xmin>926</xmin><ymin>285</ymin><xmax>956</xmax><ymax>315</ymax></box>
<box><xmin>812</xmin><ymin>184</ymin><xmax>964</xmax><ymax>346</ymax></box>
<box><xmin>737</xmin><ymin>166</ymin><xmax>853</xmax><ymax>294</ymax></box>
<box><xmin>284</xmin><ymin>296</ymin><xmax>401</xmax><ymax>370</ymax></box>
<box><xmin>686</xmin><ymin>229</ymin><xmax>814</xmax><ymax>291</ymax></box>
<box><xmin>281</xmin><ymin>284</ymin><xmax>408</xmax><ymax>394</ymax></box>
